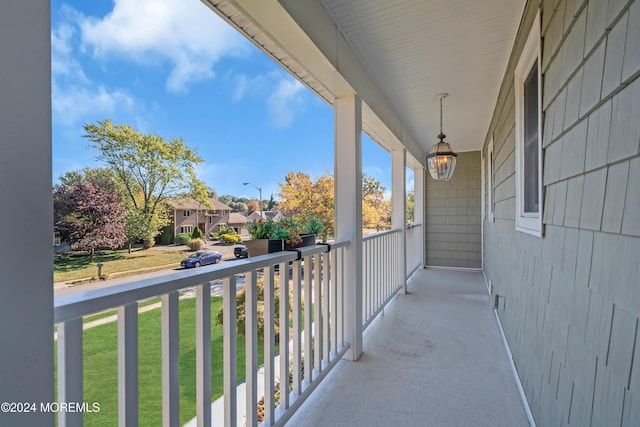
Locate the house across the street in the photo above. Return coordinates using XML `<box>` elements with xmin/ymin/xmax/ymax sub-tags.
<box><xmin>166</xmin><ymin>196</ymin><xmax>233</xmax><ymax>240</ymax></box>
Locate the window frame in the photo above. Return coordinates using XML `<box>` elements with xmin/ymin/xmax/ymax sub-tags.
<box><xmin>183</xmin><ymin>210</ymin><xmax>191</xmax><ymax>217</ymax></box>
<box><xmin>180</xmin><ymin>225</ymin><xmax>194</xmax><ymax>234</ymax></box>
<box><xmin>488</xmin><ymin>136</ymin><xmax>495</xmax><ymax>223</ymax></box>
<box><xmin>514</xmin><ymin>10</ymin><xmax>543</xmax><ymax>237</ymax></box>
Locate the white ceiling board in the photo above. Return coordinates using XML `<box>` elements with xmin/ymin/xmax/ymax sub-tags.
<box><xmin>320</xmin><ymin>0</ymin><xmax>525</xmax><ymax>153</ymax></box>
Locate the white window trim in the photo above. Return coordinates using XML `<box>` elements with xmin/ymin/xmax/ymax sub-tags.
<box><xmin>514</xmin><ymin>10</ymin><xmax>543</xmax><ymax>237</ymax></box>
<box><xmin>488</xmin><ymin>136</ymin><xmax>495</xmax><ymax>223</ymax></box>
<box><xmin>180</xmin><ymin>225</ymin><xmax>194</xmax><ymax>234</ymax></box>
<box><xmin>481</xmin><ymin>151</ymin><xmax>485</xmax><ymax>221</ymax></box>
<box><xmin>183</xmin><ymin>210</ymin><xmax>191</xmax><ymax>217</ymax></box>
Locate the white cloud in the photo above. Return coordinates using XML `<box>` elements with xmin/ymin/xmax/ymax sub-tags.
<box><xmin>267</xmin><ymin>77</ymin><xmax>305</xmax><ymax>128</ymax></box>
<box><xmin>363</xmin><ymin>166</ymin><xmax>384</xmax><ymax>178</ymax></box>
<box><xmin>52</xmin><ymin>84</ymin><xmax>135</xmax><ymax>126</ymax></box>
<box><xmin>51</xmin><ymin>6</ymin><xmax>138</xmax><ymax>127</ymax></box>
<box><xmin>51</xmin><ymin>18</ymin><xmax>89</xmax><ymax>85</ymax></box>
<box><xmin>79</xmin><ymin>0</ymin><xmax>250</xmax><ymax>93</ymax></box>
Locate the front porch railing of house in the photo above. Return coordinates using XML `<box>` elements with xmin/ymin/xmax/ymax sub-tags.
<box><xmin>362</xmin><ymin>229</ymin><xmax>403</xmax><ymax>330</ymax></box>
<box><xmin>54</xmin><ymin>242</ymin><xmax>350</xmax><ymax>427</ymax></box>
<box><xmin>406</xmin><ymin>223</ymin><xmax>423</xmax><ymax>276</ymax></box>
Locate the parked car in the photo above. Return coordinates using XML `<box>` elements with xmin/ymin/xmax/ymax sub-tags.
<box><xmin>234</xmin><ymin>244</ymin><xmax>249</xmax><ymax>258</ymax></box>
<box><xmin>181</xmin><ymin>250</ymin><xmax>222</xmax><ymax>268</ymax></box>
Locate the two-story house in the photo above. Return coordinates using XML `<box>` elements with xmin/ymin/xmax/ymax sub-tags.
<box><xmin>166</xmin><ymin>197</ymin><xmax>233</xmax><ymax>239</ymax></box>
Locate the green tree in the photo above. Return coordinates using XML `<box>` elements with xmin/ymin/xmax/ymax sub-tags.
<box><xmin>83</xmin><ymin>119</ymin><xmax>209</xmax><ymax>248</ymax></box>
<box><xmin>267</xmin><ymin>194</ymin><xmax>278</xmax><ymax>211</ymax></box>
<box><xmin>406</xmin><ymin>190</ymin><xmax>415</xmax><ymax>223</ymax></box>
<box><xmin>219</xmin><ymin>195</ymin><xmax>249</xmax><ymax>213</ymax></box>
<box><xmin>123</xmin><ymin>208</ymin><xmax>163</xmax><ymax>253</ymax></box>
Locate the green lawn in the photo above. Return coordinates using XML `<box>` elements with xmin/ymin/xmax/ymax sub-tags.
<box><xmin>54</xmin><ymin>248</ymin><xmax>188</xmax><ymax>283</ymax></box>
<box><xmin>55</xmin><ymin>297</ymin><xmax>266</xmax><ymax>426</ymax></box>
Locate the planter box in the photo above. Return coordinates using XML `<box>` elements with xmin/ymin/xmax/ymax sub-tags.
<box><xmin>244</xmin><ymin>239</ymin><xmax>283</xmax><ymax>257</ymax></box>
<box><xmin>284</xmin><ymin>233</ymin><xmax>316</xmax><ymax>250</ymax></box>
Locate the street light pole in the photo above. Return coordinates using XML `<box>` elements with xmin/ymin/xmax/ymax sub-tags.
<box><xmin>243</xmin><ymin>182</ymin><xmax>262</xmax><ymax>218</ymax></box>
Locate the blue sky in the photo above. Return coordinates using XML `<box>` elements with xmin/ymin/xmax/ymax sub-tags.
<box><xmin>51</xmin><ymin>0</ymin><xmax>397</xmax><ymax>201</ymax></box>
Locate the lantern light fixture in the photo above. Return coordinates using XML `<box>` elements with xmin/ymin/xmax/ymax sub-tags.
<box><xmin>426</xmin><ymin>93</ymin><xmax>457</xmax><ymax>180</ymax></box>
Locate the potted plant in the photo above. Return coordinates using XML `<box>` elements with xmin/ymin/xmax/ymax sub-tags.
<box><xmin>245</xmin><ymin>218</ymin><xmax>283</xmax><ymax>256</ymax></box>
<box><xmin>245</xmin><ymin>217</ymin><xmax>322</xmax><ymax>256</ymax></box>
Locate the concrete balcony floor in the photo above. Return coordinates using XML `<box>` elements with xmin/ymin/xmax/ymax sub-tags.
<box><xmin>287</xmin><ymin>269</ymin><xmax>531</xmax><ymax>427</ymax></box>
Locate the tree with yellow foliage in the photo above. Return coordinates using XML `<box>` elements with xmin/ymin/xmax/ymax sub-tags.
<box><xmin>278</xmin><ymin>171</ymin><xmax>390</xmax><ymax>238</ymax></box>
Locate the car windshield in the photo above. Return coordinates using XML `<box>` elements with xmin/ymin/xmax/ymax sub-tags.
<box><xmin>188</xmin><ymin>252</ymin><xmax>204</xmax><ymax>258</ymax></box>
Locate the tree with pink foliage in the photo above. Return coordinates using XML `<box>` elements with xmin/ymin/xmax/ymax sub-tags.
<box><xmin>54</xmin><ymin>181</ymin><xmax>126</xmax><ymax>261</ymax></box>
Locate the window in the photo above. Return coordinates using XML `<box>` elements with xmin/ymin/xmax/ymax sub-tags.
<box><xmin>208</xmin><ymin>217</ymin><xmax>213</xmax><ymax>224</ymax></box>
<box><xmin>514</xmin><ymin>10</ymin><xmax>542</xmax><ymax>236</ymax></box>
<box><xmin>183</xmin><ymin>210</ymin><xmax>190</xmax><ymax>217</ymax></box>
<box><xmin>488</xmin><ymin>137</ymin><xmax>495</xmax><ymax>222</ymax></box>
<box><xmin>180</xmin><ymin>225</ymin><xmax>193</xmax><ymax>234</ymax></box>
<box><xmin>53</xmin><ymin>231</ymin><xmax>61</xmax><ymax>246</ymax></box>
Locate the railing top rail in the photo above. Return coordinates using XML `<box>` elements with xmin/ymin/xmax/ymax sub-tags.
<box><xmin>54</xmin><ymin>242</ymin><xmax>349</xmax><ymax>324</ymax></box>
<box><xmin>362</xmin><ymin>228</ymin><xmax>402</xmax><ymax>242</ymax></box>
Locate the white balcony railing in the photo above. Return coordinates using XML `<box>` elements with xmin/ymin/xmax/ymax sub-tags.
<box><xmin>406</xmin><ymin>223</ymin><xmax>423</xmax><ymax>276</ymax></box>
<box><xmin>54</xmin><ymin>242</ymin><xmax>350</xmax><ymax>427</ymax></box>
<box><xmin>362</xmin><ymin>229</ymin><xmax>403</xmax><ymax>330</ymax></box>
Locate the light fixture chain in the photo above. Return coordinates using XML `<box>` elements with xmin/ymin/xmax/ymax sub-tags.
<box><xmin>440</xmin><ymin>96</ymin><xmax>443</xmax><ymax>135</ymax></box>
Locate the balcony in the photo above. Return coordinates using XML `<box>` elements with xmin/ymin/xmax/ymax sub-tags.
<box><xmin>288</xmin><ymin>268</ymin><xmax>530</xmax><ymax>426</ymax></box>
<box><xmin>53</xmin><ymin>226</ymin><xmax>528</xmax><ymax>426</ymax></box>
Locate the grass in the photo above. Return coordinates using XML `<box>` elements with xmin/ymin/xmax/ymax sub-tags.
<box><xmin>54</xmin><ymin>247</ymin><xmax>188</xmax><ymax>283</ymax></box>
<box><xmin>55</xmin><ymin>296</ymin><xmax>267</xmax><ymax>426</ymax></box>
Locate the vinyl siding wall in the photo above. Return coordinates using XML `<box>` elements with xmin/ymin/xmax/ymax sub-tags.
<box><xmin>483</xmin><ymin>0</ymin><xmax>640</xmax><ymax>425</ymax></box>
<box><xmin>425</xmin><ymin>151</ymin><xmax>482</xmax><ymax>269</ymax></box>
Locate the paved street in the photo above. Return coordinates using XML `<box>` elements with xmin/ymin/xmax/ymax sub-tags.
<box><xmin>54</xmin><ymin>242</ymin><xmax>245</xmax><ymax>297</ymax></box>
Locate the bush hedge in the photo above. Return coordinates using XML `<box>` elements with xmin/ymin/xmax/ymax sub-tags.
<box><xmin>187</xmin><ymin>238</ymin><xmax>205</xmax><ymax>251</ymax></box>
<box><xmin>191</xmin><ymin>227</ymin><xmax>203</xmax><ymax>239</ymax></box>
<box><xmin>175</xmin><ymin>233</ymin><xmax>191</xmax><ymax>245</ymax></box>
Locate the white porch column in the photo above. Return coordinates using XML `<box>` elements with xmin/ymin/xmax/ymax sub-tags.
<box><xmin>334</xmin><ymin>94</ymin><xmax>363</xmax><ymax>361</ymax></box>
<box><xmin>415</xmin><ymin>168</ymin><xmax>426</xmax><ymax>267</ymax></box>
<box><xmin>391</xmin><ymin>149</ymin><xmax>407</xmax><ymax>293</ymax></box>
<box><xmin>0</xmin><ymin>1</ymin><xmax>54</xmax><ymax>425</ymax></box>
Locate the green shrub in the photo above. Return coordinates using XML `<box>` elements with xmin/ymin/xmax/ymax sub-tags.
<box><xmin>219</xmin><ymin>233</ymin><xmax>242</xmax><ymax>244</ymax></box>
<box><xmin>175</xmin><ymin>233</ymin><xmax>191</xmax><ymax>245</ymax></box>
<box><xmin>216</xmin><ymin>275</ymin><xmax>290</xmax><ymax>343</ymax></box>
<box><xmin>187</xmin><ymin>238</ymin><xmax>205</xmax><ymax>251</ymax></box>
<box><xmin>159</xmin><ymin>227</ymin><xmax>173</xmax><ymax>245</ymax></box>
<box><xmin>191</xmin><ymin>227</ymin><xmax>203</xmax><ymax>239</ymax></box>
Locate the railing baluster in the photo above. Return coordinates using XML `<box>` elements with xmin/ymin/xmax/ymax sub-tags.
<box><xmin>291</xmin><ymin>259</ymin><xmax>302</xmax><ymax>396</ymax></box>
<box><xmin>196</xmin><ymin>284</ymin><xmax>211</xmax><ymax>427</ymax></box>
<box><xmin>58</xmin><ymin>318</ymin><xmax>83</xmax><ymax>427</ymax></box>
<box><xmin>331</xmin><ymin>249</ymin><xmax>338</xmax><ymax>356</ymax></box>
<box><xmin>223</xmin><ymin>276</ymin><xmax>237</xmax><ymax>427</ymax></box>
<box><xmin>246</xmin><ymin>271</ymin><xmax>258</xmax><ymax>427</ymax></box>
<box><xmin>278</xmin><ymin>261</ymin><xmax>290</xmax><ymax>410</ymax></box>
<box><xmin>161</xmin><ymin>292</ymin><xmax>179</xmax><ymax>427</ymax></box>
<box><xmin>118</xmin><ymin>302</ymin><xmax>138</xmax><ymax>427</ymax></box>
<box><xmin>313</xmin><ymin>253</ymin><xmax>322</xmax><ymax>374</ymax></box>
<box><xmin>322</xmin><ymin>251</ymin><xmax>330</xmax><ymax>364</ymax></box>
<box><xmin>264</xmin><ymin>266</ymin><xmax>275</xmax><ymax>425</ymax></box>
<box><xmin>303</xmin><ymin>254</ymin><xmax>313</xmax><ymax>384</ymax></box>
<box><xmin>337</xmin><ymin>248</ymin><xmax>344</xmax><ymax>350</ymax></box>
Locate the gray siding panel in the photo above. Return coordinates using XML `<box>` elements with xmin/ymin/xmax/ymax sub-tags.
<box><xmin>483</xmin><ymin>1</ymin><xmax>640</xmax><ymax>425</ymax></box>
<box><xmin>425</xmin><ymin>151</ymin><xmax>481</xmax><ymax>268</ymax></box>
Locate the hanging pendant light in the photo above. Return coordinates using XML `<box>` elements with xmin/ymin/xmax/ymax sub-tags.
<box><xmin>426</xmin><ymin>93</ymin><xmax>457</xmax><ymax>180</ymax></box>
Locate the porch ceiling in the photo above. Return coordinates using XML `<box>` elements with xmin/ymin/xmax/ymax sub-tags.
<box><xmin>205</xmin><ymin>0</ymin><xmax>524</xmax><ymax>158</ymax></box>
<box><xmin>320</xmin><ymin>0</ymin><xmax>525</xmax><ymax>153</ymax></box>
